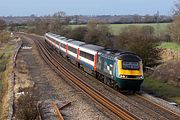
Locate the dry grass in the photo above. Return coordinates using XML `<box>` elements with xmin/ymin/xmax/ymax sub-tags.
<box><xmin>0</xmin><ymin>37</ymin><xmax>18</xmax><ymax>119</ymax></box>
<box><xmin>15</xmin><ymin>88</ymin><xmax>38</xmax><ymax>120</ymax></box>
<box><xmin>13</xmin><ymin>59</ymin><xmax>36</xmax><ymax>120</ymax></box>
<box><xmin>0</xmin><ymin>31</ymin><xmax>10</xmax><ymax>44</ymax></box>
<box><xmin>14</xmin><ymin>59</ymin><xmax>34</xmax><ymax>95</ymax></box>
<box><xmin>0</xmin><ymin>62</ymin><xmax>13</xmax><ymax>119</ymax></box>
<box><xmin>0</xmin><ymin>41</ymin><xmax>34</xmax><ymax>119</ymax></box>
<box><xmin>152</xmin><ymin>61</ymin><xmax>180</xmax><ymax>87</ymax></box>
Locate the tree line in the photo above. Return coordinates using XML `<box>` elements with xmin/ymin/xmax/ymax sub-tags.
<box><xmin>24</xmin><ymin>16</ymin><xmax>160</xmax><ymax>67</ymax></box>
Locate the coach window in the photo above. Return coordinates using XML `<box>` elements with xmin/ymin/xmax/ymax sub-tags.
<box><xmin>61</xmin><ymin>43</ymin><xmax>66</xmax><ymax>48</ymax></box>
<box><xmin>80</xmin><ymin>51</ymin><xmax>85</xmax><ymax>58</ymax></box>
<box><xmin>86</xmin><ymin>53</ymin><xmax>94</xmax><ymax>61</ymax></box>
<box><xmin>80</xmin><ymin>51</ymin><xmax>94</xmax><ymax>61</ymax></box>
<box><xmin>69</xmin><ymin>46</ymin><xmax>76</xmax><ymax>53</ymax></box>
<box><xmin>46</xmin><ymin>36</ymin><xmax>49</xmax><ymax>39</ymax></box>
<box><xmin>56</xmin><ymin>41</ymin><xmax>59</xmax><ymax>45</ymax></box>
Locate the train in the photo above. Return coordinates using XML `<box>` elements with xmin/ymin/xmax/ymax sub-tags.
<box><xmin>44</xmin><ymin>32</ymin><xmax>144</xmax><ymax>91</ymax></box>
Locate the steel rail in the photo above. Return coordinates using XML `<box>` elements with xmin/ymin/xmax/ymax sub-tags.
<box><xmin>135</xmin><ymin>94</ymin><xmax>180</xmax><ymax>120</ymax></box>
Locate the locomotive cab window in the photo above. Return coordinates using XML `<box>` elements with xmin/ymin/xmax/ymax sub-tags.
<box><xmin>122</xmin><ymin>61</ymin><xmax>139</xmax><ymax>70</ymax></box>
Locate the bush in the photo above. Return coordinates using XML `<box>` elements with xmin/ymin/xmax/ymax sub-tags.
<box><xmin>33</xmin><ymin>18</ymin><xmax>49</xmax><ymax>35</ymax></box>
<box><xmin>84</xmin><ymin>21</ymin><xmax>100</xmax><ymax>44</ymax></box>
<box><xmin>96</xmin><ymin>24</ymin><xmax>113</xmax><ymax>48</ymax></box>
<box><xmin>152</xmin><ymin>61</ymin><xmax>180</xmax><ymax>87</ymax></box>
<box><xmin>16</xmin><ymin>88</ymin><xmax>38</xmax><ymax>120</ymax></box>
<box><xmin>0</xmin><ymin>19</ymin><xmax>6</xmax><ymax>31</ymax></box>
<box><xmin>58</xmin><ymin>25</ymin><xmax>72</xmax><ymax>38</ymax></box>
<box><xmin>83</xmin><ymin>21</ymin><xmax>113</xmax><ymax>47</ymax></box>
<box><xmin>70</xmin><ymin>27</ymin><xmax>87</xmax><ymax>41</ymax></box>
<box><xmin>114</xmin><ymin>25</ymin><xmax>160</xmax><ymax>66</ymax></box>
<box><xmin>0</xmin><ymin>31</ymin><xmax>10</xmax><ymax>43</ymax></box>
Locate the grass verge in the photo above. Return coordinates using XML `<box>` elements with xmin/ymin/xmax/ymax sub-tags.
<box><xmin>0</xmin><ymin>37</ymin><xmax>16</xmax><ymax>118</ymax></box>
<box><xmin>142</xmin><ymin>77</ymin><xmax>180</xmax><ymax>104</ymax></box>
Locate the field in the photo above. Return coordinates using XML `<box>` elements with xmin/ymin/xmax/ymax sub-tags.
<box><xmin>159</xmin><ymin>42</ymin><xmax>180</xmax><ymax>51</ymax></box>
<box><xmin>70</xmin><ymin>23</ymin><xmax>170</xmax><ymax>35</ymax></box>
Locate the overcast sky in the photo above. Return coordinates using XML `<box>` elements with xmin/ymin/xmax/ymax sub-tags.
<box><xmin>0</xmin><ymin>0</ymin><xmax>176</xmax><ymax>16</ymax></box>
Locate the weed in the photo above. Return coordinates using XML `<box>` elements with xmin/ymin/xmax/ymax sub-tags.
<box><xmin>15</xmin><ymin>88</ymin><xmax>38</xmax><ymax>120</ymax></box>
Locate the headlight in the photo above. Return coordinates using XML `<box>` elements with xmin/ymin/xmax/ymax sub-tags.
<box><xmin>120</xmin><ymin>75</ymin><xmax>125</xmax><ymax>78</ymax></box>
<box><xmin>136</xmin><ymin>76</ymin><xmax>144</xmax><ymax>79</ymax></box>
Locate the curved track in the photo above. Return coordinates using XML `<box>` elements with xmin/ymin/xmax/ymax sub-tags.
<box><xmin>33</xmin><ymin>35</ymin><xmax>140</xmax><ymax>120</ymax></box>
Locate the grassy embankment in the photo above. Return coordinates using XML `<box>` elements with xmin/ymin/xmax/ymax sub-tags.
<box><xmin>0</xmin><ymin>31</ymin><xmax>14</xmax><ymax>117</ymax></box>
<box><xmin>142</xmin><ymin>77</ymin><xmax>180</xmax><ymax>104</ymax></box>
<box><xmin>144</xmin><ymin>42</ymin><xmax>180</xmax><ymax>104</ymax></box>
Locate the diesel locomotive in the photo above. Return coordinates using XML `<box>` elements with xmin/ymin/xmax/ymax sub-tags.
<box><xmin>45</xmin><ymin>32</ymin><xmax>144</xmax><ymax>91</ymax></box>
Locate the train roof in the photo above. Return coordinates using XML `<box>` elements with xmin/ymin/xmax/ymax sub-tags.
<box><xmin>98</xmin><ymin>49</ymin><xmax>120</xmax><ymax>59</ymax></box>
<box><xmin>57</xmin><ymin>36</ymin><xmax>67</xmax><ymax>41</ymax></box>
<box><xmin>47</xmin><ymin>32</ymin><xmax>56</xmax><ymax>36</ymax></box>
<box><xmin>80</xmin><ymin>44</ymin><xmax>104</xmax><ymax>51</ymax></box>
<box><xmin>99</xmin><ymin>49</ymin><xmax>141</xmax><ymax>60</ymax></box>
<box><xmin>67</xmin><ymin>40</ymin><xmax>86</xmax><ymax>49</ymax></box>
<box><xmin>68</xmin><ymin>40</ymin><xmax>85</xmax><ymax>46</ymax></box>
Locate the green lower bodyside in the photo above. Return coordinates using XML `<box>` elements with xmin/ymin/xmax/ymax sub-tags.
<box><xmin>116</xmin><ymin>78</ymin><xmax>144</xmax><ymax>91</ymax></box>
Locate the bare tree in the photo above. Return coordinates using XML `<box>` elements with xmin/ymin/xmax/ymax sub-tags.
<box><xmin>53</xmin><ymin>11</ymin><xmax>66</xmax><ymax>18</ymax></box>
<box><xmin>84</xmin><ymin>20</ymin><xmax>99</xmax><ymax>44</ymax></box>
<box><xmin>33</xmin><ymin>18</ymin><xmax>49</xmax><ymax>35</ymax></box>
<box><xmin>0</xmin><ymin>18</ymin><xmax>7</xmax><ymax>31</ymax></box>
<box><xmin>169</xmin><ymin>16</ymin><xmax>180</xmax><ymax>44</ymax></box>
<box><xmin>169</xmin><ymin>0</ymin><xmax>180</xmax><ymax>44</ymax></box>
<box><xmin>132</xmin><ymin>14</ymin><xmax>141</xmax><ymax>23</ymax></box>
<box><xmin>173</xmin><ymin>0</ymin><xmax>180</xmax><ymax>16</ymax></box>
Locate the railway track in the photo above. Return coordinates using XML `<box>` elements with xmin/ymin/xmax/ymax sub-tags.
<box><xmin>33</xmin><ymin>36</ymin><xmax>140</xmax><ymax>120</ymax></box>
<box><xmin>21</xmin><ymin>33</ymin><xmax>180</xmax><ymax>120</ymax></box>
<box><xmin>127</xmin><ymin>93</ymin><xmax>180</xmax><ymax>120</ymax></box>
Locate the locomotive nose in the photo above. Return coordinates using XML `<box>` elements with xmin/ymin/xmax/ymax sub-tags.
<box><xmin>117</xmin><ymin>60</ymin><xmax>143</xmax><ymax>80</ymax></box>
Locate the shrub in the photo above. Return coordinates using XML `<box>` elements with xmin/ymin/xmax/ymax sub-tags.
<box><xmin>83</xmin><ymin>21</ymin><xmax>113</xmax><ymax>47</ymax></box>
<box><xmin>16</xmin><ymin>88</ymin><xmax>38</xmax><ymax>120</ymax></box>
<box><xmin>33</xmin><ymin>18</ymin><xmax>49</xmax><ymax>35</ymax></box>
<box><xmin>0</xmin><ymin>31</ymin><xmax>10</xmax><ymax>43</ymax></box>
<box><xmin>114</xmin><ymin>26</ymin><xmax>160</xmax><ymax>66</ymax></box>
<box><xmin>70</xmin><ymin>26</ymin><xmax>87</xmax><ymax>41</ymax></box>
<box><xmin>0</xmin><ymin>19</ymin><xmax>6</xmax><ymax>31</ymax></box>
